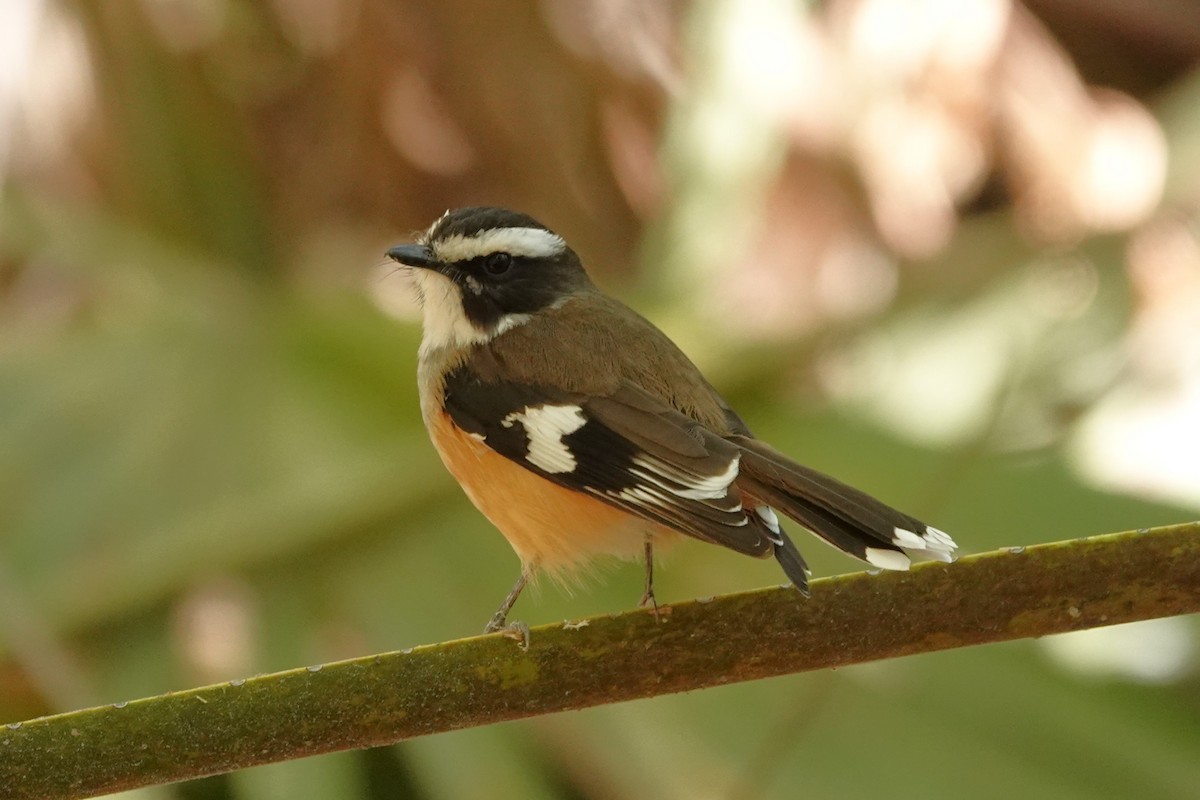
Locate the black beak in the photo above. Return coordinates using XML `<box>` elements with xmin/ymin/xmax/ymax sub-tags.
<box><xmin>386</xmin><ymin>243</ymin><xmax>438</xmax><ymax>268</ymax></box>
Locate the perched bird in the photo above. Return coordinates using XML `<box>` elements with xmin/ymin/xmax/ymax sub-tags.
<box><xmin>387</xmin><ymin>207</ymin><xmax>956</xmax><ymax>638</ymax></box>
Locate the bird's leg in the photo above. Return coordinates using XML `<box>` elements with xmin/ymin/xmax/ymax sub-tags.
<box><xmin>639</xmin><ymin>539</ymin><xmax>661</xmax><ymax>622</ymax></box>
<box><xmin>484</xmin><ymin>571</ymin><xmax>531</xmax><ymax>648</ymax></box>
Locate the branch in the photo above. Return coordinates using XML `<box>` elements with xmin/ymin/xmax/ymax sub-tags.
<box><xmin>3</xmin><ymin>523</ymin><xmax>1198</xmax><ymax>799</ymax></box>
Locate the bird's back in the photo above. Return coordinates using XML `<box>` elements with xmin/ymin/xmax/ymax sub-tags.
<box><xmin>485</xmin><ymin>291</ymin><xmax>744</xmax><ymax>436</ymax></box>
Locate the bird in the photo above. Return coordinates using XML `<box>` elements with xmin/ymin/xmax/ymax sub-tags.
<box><xmin>386</xmin><ymin>207</ymin><xmax>956</xmax><ymax>639</ymax></box>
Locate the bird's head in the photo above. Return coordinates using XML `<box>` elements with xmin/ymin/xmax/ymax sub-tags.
<box><xmin>387</xmin><ymin>207</ymin><xmax>591</xmax><ymax>352</ymax></box>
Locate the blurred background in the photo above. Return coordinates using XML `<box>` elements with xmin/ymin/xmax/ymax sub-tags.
<box><xmin>2</xmin><ymin>0</ymin><xmax>1199</xmax><ymax>798</ymax></box>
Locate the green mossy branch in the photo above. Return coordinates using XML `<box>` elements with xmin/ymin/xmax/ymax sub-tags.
<box><xmin>3</xmin><ymin>523</ymin><xmax>1199</xmax><ymax>799</ymax></box>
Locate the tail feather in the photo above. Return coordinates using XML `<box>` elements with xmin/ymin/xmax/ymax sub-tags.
<box><xmin>747</xmin><ymin>503</ymin><xmax>812</xmax><ymax>594</ymax></box>
<box><xmin>733</xmin><ymin>436</ymin><xmax>957</xmax><ymax>571</ymax></box>
<box><xmin>772</xmin><ymin>528</ymin><xmax>812</xmax><ymax>596</ymax></box>
<box><xmin>745</xmin><ymin>477</ymin><xmax>911</xmax><ymax>568</ymax></box>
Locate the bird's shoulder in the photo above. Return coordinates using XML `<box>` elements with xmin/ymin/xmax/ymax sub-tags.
<box><xmin>478</xmin><ymin>292</ymin><xmax>749</xmax><ymax>435</ymax></box>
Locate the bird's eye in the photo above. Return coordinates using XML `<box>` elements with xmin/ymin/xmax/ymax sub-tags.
<box><xmin>483</xmin><ymin>252</ymin><xmax>513</xmax><ymax>276</ymax></box>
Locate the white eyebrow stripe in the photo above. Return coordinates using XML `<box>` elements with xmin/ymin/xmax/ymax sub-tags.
<box><xmin>433</xmin><ymin>227</ymin><xmax>566</xmax><ymax>263</ymax></box>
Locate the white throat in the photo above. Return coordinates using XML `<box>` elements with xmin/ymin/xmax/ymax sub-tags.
<box><xmin>412</xmin><ymin>269</ymin><xmax>529</xmax><ymax>358</ymax></box>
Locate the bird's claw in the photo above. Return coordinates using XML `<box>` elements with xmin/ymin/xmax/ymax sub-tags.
<box><xmin>639</xmin><ymin>589</ymin><xmax>662</xmax><ymax>623</ymax></box>
<box><xmin>484</xmin><ymin>619</ymin><xmax>531</xmax><ymax>650</ymax></box>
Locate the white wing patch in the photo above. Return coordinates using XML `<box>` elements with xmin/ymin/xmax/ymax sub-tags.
<box><xmin>433</xmin><ymin>227</ymin><xmax>566</xmax><ymax>263</ymax></box>
<box><xmin>629</xmin><ymin>453</ymin><xmax>740</xmax><ymax>501</ymax></box>
<box><xmin>503</xmin><ymin>404</ymin><xmax>587</xmax><ymax>474</ymax></box>
<box><xmin>611</xmin><ymin>486</ymin><xmax>749</xmax><ymax>526</ymax></box>
<box><xmin>608</xmin><ymin>452</ymin><xmax>746</xmax><ymax>527</ymax></box>
<box><xmin>498</xmin><ymin>399</ymin><xmax>752</xmax><ymax>534</ymax></box>
<box><xmin>616</xmin><ymin>486</ymin><xmax>667</xmax><ymax>508</ymax></box>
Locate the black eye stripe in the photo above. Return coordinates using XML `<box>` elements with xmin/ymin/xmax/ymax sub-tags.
<box><xmin>446</xmin><ymin>252</ymin><xmax>520</xmax><ymax>273</ymax></box>
<box><xmin>448</xmin><ymin>246</ymin><xmax>585</xmax><ymax>330</ymax></box>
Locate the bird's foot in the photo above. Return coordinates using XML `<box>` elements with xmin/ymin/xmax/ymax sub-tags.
<box><xmin>484</xmin><ymin>617</ymin><xmax>531</xmax><ymax>650</ymax></box>
<box><xmin>639</xmin><ymin>588</ymin><xmax>662</xmax><ymax>623</ymax></box>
